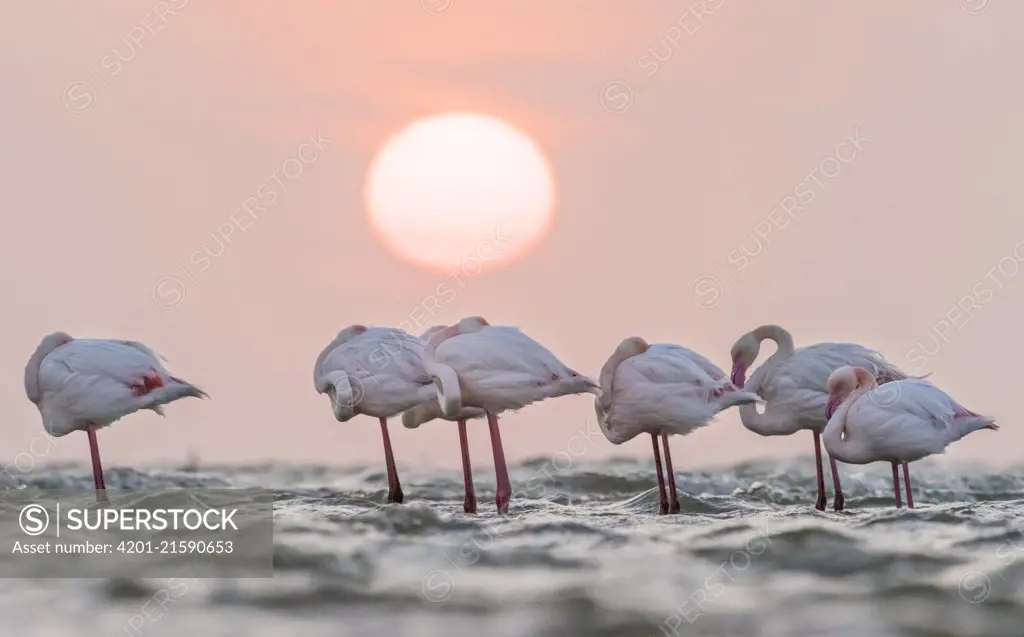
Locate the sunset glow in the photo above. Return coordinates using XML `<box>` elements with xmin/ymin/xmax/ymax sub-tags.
<box><xmin>364</xmin><ymin>112</ymin><xmax>556</xmax><ymax>273</ymax></box>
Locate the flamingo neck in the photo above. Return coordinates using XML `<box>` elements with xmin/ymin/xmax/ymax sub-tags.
<box><xmin>736</xmin><ymin>402</ymin><xmax>797</xmax><ymax>435</ymax></box>
<box><xmin>325</xmin><ymin>371</ymin><xmax>357</xmax><ymax>421</ymax></box>
<box><xmin>314</xmin><ymin>337</ymin><xmax>348</xmax><ymax>393</ymax></box>
<box><xmin>597</xmin><ymin>339</ymin><xmax>647</xmax><ymax>411</ymax></box>
<box><xmin>429</xmin><ymin>363</ymin><xmax>464</xmax><ymax>418</ymax></box>
<box><xmin>426</xmin><ymin>324</ymin><xmax>461</xmax><ymax>352</ymax></box>
<box><xmin>24</xmin><ymin>333</ymin><xmax>73</xmax><ymax>404</ymax></box>
<box><xmin>735</xmin><ymin>327</ymin><xmax>798</xmax><ymax>434</ymax></box>
<box><xmin>24</xmin><ymin>352</ymin><xmax>45</xmax><ymax>404</ymax></box>
<box><xmin>822</xmin><ymin>389</ymin><xmax>872</xmax><ymax>464</ymax></box>
<box><xmin>593</xmin><ymin>401</ymin><xmax>633</xmax><ymax>444</ymax></box>
<box><xmin>593</xmin><ymin>339</ymin><xmax>648</xmax><ymax>444</ymax></box>
<box><xmin>745</xmin><ymin>326</ymin><xmax>795</xmax><ymax>392</ymax></box>
<box><xmin>752</xmin><ymin>324</ymin><xmax>795</xmax><ymax>357</ymax></box>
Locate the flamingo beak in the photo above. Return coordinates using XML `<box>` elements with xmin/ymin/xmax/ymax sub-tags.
<box><xmin>568</xmin><ymin>369</ymin><xmax>600</xmax><ymax>394</ymax></box>
<box><xmin>825</xmin><ymin>395</ymin><xmax>840</xmax><ymax>419</ymax></box>
<box><xmin>730</xmin><ymin>363</ymin><xmax>746</xmax><ymax>389</ymax></box>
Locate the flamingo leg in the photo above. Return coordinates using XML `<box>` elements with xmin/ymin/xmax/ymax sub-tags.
<box><xmin>486</xmin><ymin>412</ymin><xmax>511</xmax><ymax>514</ymax></box>
<box><xmin>86</xmin><ymin>424</ymin><xmax>107</xmax><ymax>501</ymax></box>
<box><xmin>379</xmin><ymin>418</ymin><xmax>404</xmax><ymax>504</ymax></box>
<box><xmin>457</xmin><ymin>419</ymin><xmax>476</xmax><ymax>514</ymax></box>
<box><xmin>650</xmin><ymin>433</ymin><xmax>669</xmax><ymax>515</ymax></box>
<box><xmin>661</xmin><ymin>433</ymin><xmax>680</xmax><ymax>514</ymax></box>
<box><xmin>829</xmin><ymin>456</ymin><xmax>845</xmax><ymax>512</ymax></box>
<box><xmin>812</xmin><ymin>431</ymin><xmax>827</xmax><ymax>511</ymax></box>
<box><xmin>902</xmin><ymin>462</ymin><xmax>914</xmax><ymax>509</ymax></box>
<box><xmin>891</xmin><ymin>461</ymin><xmax>903</xmax><ymax>508</ymax></box>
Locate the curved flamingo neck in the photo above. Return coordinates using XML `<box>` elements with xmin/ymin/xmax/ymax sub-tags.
<box><xmin>752</xmin><ymin>324</ymin><xmax>795</xmax><ymax>357</ymax></box>
<box><xmin>822</xmin><ymin>388</ymin><xmax>873</xmax><ymax>463</ymax></box>
<box><xmin>24</xmin><ymin>332</ymin><xmax>73</xmax><ymax>404</ymax></box>
<box><xmin>429</xmin><ymin>362</ymin><xmax>464</xmax><ymax>418</ymax></box>
<box><xmin>323</xmin><ymin>371</ymin><xmax>357</xmax><ymax>421</ymax></box>
<box><xmin>426</xmin><ymin>324</ymin><xmax>461</xmax><ymax>351</ymax></box>
<box><xmin>598</xmin><ymin>339</ymin><xmax>647</xmax><ymax>407</ymax></box>
<box><xmin>595</xmin><ymin>338</ymin><xmax>648</xmax><ymax>444</ymax></box>
<box><xmin>736</xmin><ymin>326</ymin><xmax>798</xmax><ymax>435</ymax></box>
<box><xmin>737</xmin><ymin>402</ymin><xmax>796</xmax><ymax>435</ymax></box>
<box><xmin>744</xmin><ymin>326</ymin><xmax>795</xmax><ymax>389</ymax></box>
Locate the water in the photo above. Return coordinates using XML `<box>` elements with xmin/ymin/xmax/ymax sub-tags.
<box><xmin>2</xmin><ymin>457</ymin><xmax>1022</xmax><ymax>637</ymax></box>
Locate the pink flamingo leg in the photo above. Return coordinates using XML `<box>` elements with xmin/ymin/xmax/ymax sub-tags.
<box><xmin>661</xmin><ymin>433</ymin><xmax>680</xmax><ymax>514</ymax></box>
<box><xmin>379</xmin><ymin>418</ymin><xmax>404</xmax><ymax>504</ymax></box>
<box><xmin>650</xmin><ymin>433</ymin><xmax>669</xmax><ymax>515</ymax></box>
<box><xmin>830</xmin><ymin>457</ymin><xmax>845</xmax><ymax>511</ymax></box>
<box><xmin>891</xmin><ymin>461</ymin><xmax>903</xmax><ymax>508</ymax></box>
<box><xmin>812</xmin><ymin>431</ymin><xmax>827</xmax><ymax>511</ymax></box>
<box><xmin>457</xmin><ymin>419</ymin><xmax>476</xmax><ymax>514</ymax></box>
<box><xmin>486</xmin><ymin>412</ymin><xmax>511</xmax><ymax>514</ymax></box>
<box><xmin>86</xmin><ymin>424</ymin><xmax>106</xmax><ymax>492</ymax></box>
<box><xmin>902</xmin><ymin>462</ymin><xmax>914</xmax><ymax>509</ymax></box>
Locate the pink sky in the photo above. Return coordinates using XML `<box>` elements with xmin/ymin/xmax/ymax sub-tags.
<box><xmin>2</xmin><ymin>1</ymin><xmax>1021</xmax><ymax>472</ymax></box>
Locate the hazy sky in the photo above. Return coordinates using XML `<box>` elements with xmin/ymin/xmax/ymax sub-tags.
<box><xmin>3</xmin><ymin>1</ymin><xmax>1021</xmax><ymax>475</ymax></box>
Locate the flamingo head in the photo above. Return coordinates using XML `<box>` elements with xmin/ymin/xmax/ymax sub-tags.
<box><xmin>618</xmin><ymin>336</ymin><xmax>649</xmax><ymax>358</ymax></box>
<box><xmin>565</xmin><ymin>368</ymin><xmax>601</xmax><ymax>395</ymax></box>
<box><xmin>339</xmin><ymin>324</ymin><xmax>368</xmax><ymax>340</ymax></box>
<box><xmin>401</xmin><ymin>402</ymin><xmax>437</xmax><ymax>429</ymax></box>
<box><xmin>825</xmin><ymin>366</ymin><xmax>876</xmax><ymax>419</ymax></box>
<box><xmin>729</xmin><ymin>332</ymin><xmax>760</xmax><ymax>388</ymax></box>
<box><xmin>41</xmin><ymin>331</ymin><xmax>73</xmax><ymax>350</ymax></box>
<box><xmin>426</xmin><ymin>324</ymin><xmax>459</xmax><ymax>350</ymax></box>
<box><xmin>457</xmin><ymin>316</ymin><xmax>489</xmax><ymax>331</ymax></box>
<box><xmin>425</xmin><ymin>317</ymin><xmax>489</xmax><ymax>350</ymax></box>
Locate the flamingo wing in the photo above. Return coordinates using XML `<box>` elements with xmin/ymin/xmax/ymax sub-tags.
<box><xmin>314</xmin><ymin>324</ymin><xmax>371</xmax><ymax>385</ymax></box>
<box><xmin>767</xmin><ymin>343</ymin><xmax>905</xmax><ymax>399</ymax></box>
<box><xmin>843</xmin><ymin>378</ymin><xmax>987</xmax><ymax>454</ymax></box>
<box><xmin>844</xmin><ymin>380</ymin><xmax>963</xmax><ymax>456</ymax></box>
<box><xmin>116</xmin><ymin>339</ymin><xmax>166</xmax><ymax>362</ymax></box>
<box><xmin>41</xmin><ymin>339</ymin><xmax>170</xmax><ymax>393</ymax></box>
<box><xmin>321</xmin><ymin>327</ymin><xmax>430</xmax><ymax>386</ymax></box>
<box><xmin>880</xmin><ymin>379</ymin><xmax>965</xmax><ymax>428</ymax></box>
<box><xmin>622</xmin><ymin>345</ymin><xmax>716</xmax><ymax>396</ymax></box>
<box><xmin>678</xmin><ymin>347</ymin><xmax>729</xmax><ymax>382</ymax></box>
<box><xmin>435</xmin><ymin>327</ymin><xmax>557</xmax><ymax>378</ymax></box>
<box><xmin>607</xmin><ymin>347</ymin><xmax>742</xmax><ymax>436</ymax></box>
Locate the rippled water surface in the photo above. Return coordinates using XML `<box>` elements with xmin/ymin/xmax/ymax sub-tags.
<box><xmin>2</xmin><ymin>457</ymin><xmax>1022</xmax><ymax>637</ymax></box>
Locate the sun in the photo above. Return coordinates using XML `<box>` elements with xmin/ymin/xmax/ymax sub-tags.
<box><xmin>365</xmin><ymin>112</ymin><xmax>556</xmax><ymax>273</ymax></box>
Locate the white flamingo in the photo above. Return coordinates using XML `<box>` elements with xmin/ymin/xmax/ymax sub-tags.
<box><xmin>23</xmin><ymin>332</ymin><xmax>208</xmax><ymax>496</ymax></box>
<box><xmin>422</xmin><ymin>316</ymin><xmax>598</xmax><ymax>514</ymax></box>
<box><xmin>729</xmin><ymin>325</ymin><xmax>911</xmax><ymax>511</ymax></box>
<box><xmin>824</xmin><ymin>366</ymin><xmax>997</xmax><ymax>508</ymax></box>
<box><xmin>596</xmin><ymin>337</ymin><xmax>760</xmax><ymax>514</ymax></box>
<box><xmin>314</xmin><ymin>325</ymin><xmax>437</xmax><ymax>504</ymax></box>
<box><xmin>402</xmin><ymin>325</ymin><xmax>487</xmax><ymax>514</ymax></box>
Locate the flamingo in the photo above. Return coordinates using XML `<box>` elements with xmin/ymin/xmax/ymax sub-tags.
<box><xmin>595</xmin><ymin>337</ymin><xmax>761</xmax><ymax>514</ymax></box>
<box><xmin>314</xmin><ymin>325</ymin><xmax>437</xmax><ymax>505</ymax></box>
<box><xmin>824</xmin><ymin>366</ymin><xmax>997</xmax><ymax>508</ymax></box>
<box><xmin>23</xmin><ymin>332</ymin><xmax>208</xmax><ymax>498</ymax></box>
<box><xmin>422</xmin><ymin>316</ymin><xmax>599</xmax><ymax>514</ymax></box>
<box><xmin>402</xmin><ymin>325</ymin><xmax>487</xmax><ymax>514</ymax></box>
<box><xmin>729</xmin><ymin>325</ymin><xmax>911</xmax><ymax>512</ymax></box>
